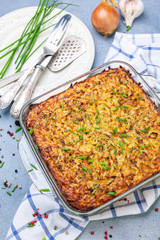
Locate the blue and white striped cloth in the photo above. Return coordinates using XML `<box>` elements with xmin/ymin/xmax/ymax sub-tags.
<box><xmin>6</xmin><ymin>32</ymin><xmax>160</xmax><ymax>240</ymax></box>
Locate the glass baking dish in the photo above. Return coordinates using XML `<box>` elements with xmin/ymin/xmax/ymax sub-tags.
<box><xmin>19</xmin><ymin>60</ymin><xmax>160</xmax><ymax>216</ymax></box>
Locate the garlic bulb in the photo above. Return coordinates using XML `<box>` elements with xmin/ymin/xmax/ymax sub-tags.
<box><xmin>119</xmin><ymin>0</ymin><xmax>144</xmax><ymax>27</ymax></box>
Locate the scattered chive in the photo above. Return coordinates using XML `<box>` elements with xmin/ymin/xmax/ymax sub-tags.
<box><xmin>28</xmin><ymin>169</ymin><xmax>33</xmax><ymax>172</ymax></box>
<box><xmin>35</xmin><ymin>145</ymin><xmax>39</xmax><ymax>151</ymax></box>
<box><xmin>119</xmin><ymin>141</ymin><xmax>125</xmax><ymax>149</ymax></box>
<box><xmin>75</xmin><ymin>139</ymin><xmax>78</xmax><ymax>144</ymax></box>
<box><xmin>45</xmin><ymin>120</ymin><xmax>48</xmax><ymax>125</ymax></box>
<box><xmin>130</xmin><ymin>147</ymin><xmax>133</xmax><ymax>152</ymax></box>
<box><xmin>100</xmin><ymin>161</ymin><xmax>106</xmax><ymax>166</ymax></box>
<box><xmin>70</xmin><ymin>156</ymin><xmax>73</xmax><ymax>160</ymax></box>
<box><xmin>96</xmin><ymin>109</ymin><xmax>99</xmax><ymax>115</ymax></box>
<box><xmin>73</xmin><ymin>120</ymin><xmax>78</xmax><ymax>124</ymax></box>
<box><xmin>7</xmin><ymin>192</ymin><xmax>11</xmax><ymax>196</ymax></box>
<box><xmin>90</xmin><ymin>165</ymin><xmax>94</xmax><ymax>174</ymax></box>
<box><xmin>121</xmin><ymin>92</ymin><xmax>128</xmax><ymax>98</ymax></box>
<box><xmin>61</xmin><ymin>103</ymin><xmax>64</xmax><ymax>110</ymax></box>
<box><xmin>117</xmin><ymin>117</ymin><xmax>127</xmax><ymax>122</ymax></box>
<box><xmin>49</xmin><ymin>115</ymin><xmax>53</xmax><ymax>119</ymax></box>
<box><xmin>113</xmin><ymin>127</ymin><xmax>119</xmax><ymax>133</ymax></box>
<box><xmin>61</xmin><ymin>147</ymin><xmax>70</xmax><ymax>151</ymax></box>
<box><xmin>86</xmin><ymin>114</ymin><xmax>90</xmax><ymax>120</ymax></box>
<box><xmin>111</xmin><ymin>142</ymin><xmax>116</xmax><ymax>147</ymax></box>
<box><xmin>115</xmin><ymin>106</ymin><xmax>120</xmax><ymax>111</ymax></box>
<box><xmin>139</xmin><ymin>149</ymin><xmax>143</xmax><ymax>155</ymax></box>
<box><xmin>80</xmin><ymin>134</ymin><xmax>83</xmax><ymax>140</ymax></box>
<box><xmin>112</xmin><ymin>88</ymin><xmax>116</xmax><ymax>94</ymax></box>
<box><xmin>78</xmin><ymin>156</ymin><xmax>88</xmax><ymax>159</ymax></box>
<box><xmin>122</xmin><ymin>106</ymin><xmax>129</xmax><ymax>108</ymax></box>
<box><xmin>84</xmin><ymin>131</ymin><xmax>91</xmax><ymax>133</ymax></box>
<box><xmin>137</xmin><ymin>96</ymin><xmax>143</xmax><ymax>99</ymax></box>
<box><xmin>113</xmin><ymin>165</ymin><xmax>117</xmax><ymax>170</ymax></box>
<box><xmin>77</xmin><ymin>127</ymin><xmax>86</xmax><ymax>132</ymax></box>
<box><xmin>40</xmin><ymin>189</ymin><xmax>51</xmax><ymax>192</ymax></box>
<box><xmin>12</xmin><ymin>186</ymin><xmax>17</xmax><ymax>192</ymax></box>
<box><xmin>1</xmin><ymin>187</ymin><xmax>5</xmax><ymax>189</ymax></box>
<box><xmin>88</xmin><ymin>157</ymin><xmax>94</xmax><ymax>163</ymax></box>
<box><xmin>64</xmin><ymin>129</ymin><xmax>70</xmax><ymax>132</ymax></box>
<box><xmin>102</xmin><ymin>166</ymin><xmax>111</xmax><ymax>171</ymax></box>
<box><xmin>42</xmin><ymin>237</ymin><xmax>46</xmax><ymax>240</ymax></box>
<box><xmin>15</xmin><ymin>127</ymin><xmax>22</xmax><ymax>133</ymax></box>
<box><xmin>95</xmin><ymin>115</ymin><xmax>98</xmax><ymax>119</ymax></box>
<box><xmin>91</xmin><ymin>189</ymin><xmax>97</xmax><ymax>194</ymax></box>
<box><xmin>144</xmin><ymin>143</ymin><xmax>150</xmax><ymax>148</ymax></box>
<box><xmin>122</xmin><ymin>82</ymin><xmax>127</xmax><ymax>85</ymax></box>
<box><xmin>92</xmin><ymin>97</ymin><xmax>95</xmax><ymax>104</ymax></box>
<box><xmin>29</xmin><ymin>127</ymin><xmax>33</xmax><ymax>135</ymax></box>
<box><xmin>119</xmin><ymin>134</ymin><xmax>128</xmax><ymax>137</ymax></box>
<box><xmin>0</xmin><ymin>162</ymin><xmax>4</xmax><ymax>168</ymax></box>
<box><xmin>122</xmin><ymin>139</ymin><xmax>126</xmax><ymax>144</ymax></box>
<box><xmin>96</xmin><ymin>117</ymin><xmax>101</xmax><ymax>124</ymax></box>
<box><xmin>126</xmin><ymin>26</ymin><xmax>130</xmax><ymax>31</ymax></box>
<box><xmin>95</xmin><ymin>127</ymin><xmax>101</xmax><ymax>129</ymax></box>
<box><xmin>77</xmin><ymin>109</ymin><xmax>81</xmax><ymax>113</ymax></box>
<box><xmin>97</xmin><ymin>143</ymin><xmax>105</xmax><ymax>148</ymax></box>
<box><xmin>108</xmin><ymin>192</ymin><xmax>117</xmax><ymax>196</ymax></box>
<box><xmin>30</xmin><ymin>163</ymin><xmax>38</xmax><ymax>170</ymax></box>
<box><xmin>69</xmin><ymin>109</ymin><xmax>72</xmax><ymax>114</ymax></box>
<box><xmin>67</xmin><ymin>142</ymin><xmax>72</xmax><ymax>145</ymax></box>
<box><xmin>27</xmin><ymin>225</ymin><xmax>35</xmax><ymax>228</ymax></box>
<box><xmin>139</xmin><ymin>144</ymin><xmax>144</xmax><ymax>149</ymax></box>
<box><xmin>102</xmin><ymin>104</ymin><xmax>105</xmax><ymax>109</ymax></box>
<box><xmin>82</xmin><ymin>166</ymin><xmax>88</xmax><ymax>172</ymax></box>
<box><xmin>114</xmin><ymin>149</ymin><xmax>117</xmax><ymax>154</ymax></box>
<box><xmin>140</xmin><ymin>127</ymin><xmax>150</xmax><ymax>133</ymax></box>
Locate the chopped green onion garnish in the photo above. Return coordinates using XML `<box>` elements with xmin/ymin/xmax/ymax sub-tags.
<box><xmin>27</xmin><ymin>225</ymin><xmax>35</xmax><ymax>228</ymax></box>
<box><xmin>88</xmin><ymin>157</ymin><xmax>94</xmax><ymax>163</ymax></box>
<box><xmin>122</xmin><ymin>139</ymin><xmax>126</xmax><ymax>144</ymax></box>
<box><xmin>78</xmin><ymin>156</ymin><xmax>88</xmax><ymax>159</ymax></box>
<box><xmin>96</xmin><ymin>109</ymin><xmax>99</xmax><ymax>115</ymax></box>
<box><xmin>113</xmin><ymin>127</ymin><xmax>119</xmax><ymax>133</ymax></box>
<box><xmin>29</xmin><ymin>127</ymin><xmax>33</xmax><ymax>135</ymax></box>
<box><xmin>35</xmin><ymin>145</ymin><xmax>39</xmax><ymax>151</ymax></box>
<box><xmin>112</xmin><ymin>89</ymin><xmax>116</xmax><ymax>94</ymax></box>
<box><xmin>15</xmin><ymin>127</ymin><xmax>22</xmax><ymax>133</ymax></box>
<box><xmin>108</xmin><ymin>192</ymin><xmax>117</xmax><ymax>196</ymax></box>
<box><xmin>119</xmin><ymin>141</ymin><xmax>125</xmax><ymax>149</ymax></box>
<box><xmin>84</xmin><ymin>131</ymin><xmax>91</xmax><ymax>133</ymax></box>
<box><xmin>139</xmin><ymin>149</ymin><xmax>143</xmax><ymax>155</ymax></box>
<box><xmin>49</xmin><ymin>115</ymin><xmax>53</xmax><ymax>119</ymax></box>
<box><xmin>86</xmin><ymin>114</ymin><xmax>90</xmax><ymax>120</ymax></box>
<box><xmin>80</xmin><ymin>134</ymin><xmax>83</xmax><ymax>140</ymax></box>
<box><xmin>7</xmin><ymin>192</ymin><xmax>11</xmax><ymax>196</ymax></box>
<box><xmin>73</xmin><ymin>120</ymin><xmax>78</xmax><ymax>124</ymax></box>
<box><xmin>97</xmin><ymin>143</ymin><xmax>105</xmax><ymax>148</ymax></box>
<box><xmin>114</xmin><ymin>149</ymin><xmax>117</xmax><ymax>154</ymax></box>
<box><xmin>69</xmin><ymin>109</ymin><xmax>72</xmax><ymax>114</ymax></box>
<box><xmin>0</xmin><ymin>162</ymin><xmax>4</xmax><ymax>168</ymax></box>
<box><xmin>64</xmin><ymin>129</ymin><xmax>70</xmax><ymax>132</ymax></box>
<box><xmin>90</xmin><ymin>165</ymin><xmax>94</xmax><ymax>174</ymax></box>
<box><xmin>61</xmin><ymin>148</ymin><xmax>70</xmax><ymax>151</ymax></box>
<box><xmin>137</xmin><ymin>96</ymin><xmax>143</xmax><ymax>99</ymax></box>
<box><xmin>117</xmin><ymin>117</ymin><xmax>127</xmax><ymax>122</ymax></box>
<box><xmin>122</xmin><ymin>106</ymin><xmax>129</xmax><ymax>108</ymax></box>
<box><xmin>75</xmin><ymin>139</ymin><xmax>78</xmax><ymax>144</ymax></box>
<box><xmin>61</xmin><ymin>103</ymin><xmax>64</xmax><ymax>110</ymax></box>
<box><xmin>111</xmin><ymin>142</ymin><xmax>116</xmax><ymax>147</ymax></box>
<box><xmin>121</xmin><ymin>92</ymin><xmax>128</xmax><ymax>98</ymax></box>
<box><xmin>126</xmin><ymin>26</ymin><xmax>130</xmax><ymax>31</ymax></box>
<box><xmin>77</xmin><ymin>109</ymin><xmax>82</xmax><ymax>113</ymax></box>
<box><xmin>95</xmin><ymin>127</ymin><xmax>101</xmax><ymax>129</ymax></box>
<box><xmin>28</xmin><ymin>169</ymin><xmax>33</xmax><ymax>173</ymax></box>
<box><xmin>96</xmin><ymin>117</ymin><xmax>101</xmax><ymax>124</ymax></box>
<box><xmin>130</xmin><ymin>147</ymin><xmax>133</xmax><ymax>152</ymax></box>
<box><xmin>91</xmin><ymin>189</ymin><xmax>97</xmax><ymax>194</ymax></box>
<box><xmin>92</xmin><ymin>98</ymin><xmax>95</xmax><ymax>104</ymax></box>
<box><xmin>119</xmin><ymin>134</ymin><xmax>128</xmax><ymax>137</ymax></box>
<box><xmin>45</xmin><ymin>120</ymin><xmax>48</xmax><ymax>125</ymax></box>
<box><xmin>70</xmin><ymin>156</ymin><xmax>73</xmax><ymax>160</ymax></box>
<box><xmin>100</xmin><ymin>161</ymin><xmax>106</xmax><ymax>166</ymax></box>
<box><xmin>76</xmin><ymin>127</ymin><xmax>86</xmax><ymax>132</ymax></box>
<box><xmin>40</xmin><ymin>189</ymin><xmax>51</xmax><ymax>192</ymax></box>
<box><xmin>82</xmin><ymin>166</ymin><xmax>88</xmax><ymax>172</ymax></box>
<box><xmin>102</xmin><ymin>104</ymin><xmax>105</xmax><ymax>109</ymax></box>
<box><xmin>122</xmin><ymin>82</ymin><xmax>127</xmax><ymax>85</ymax></box>
<box><xmin>115</xmin><ymin>106</ymin><xmax>120</xmax><ymax>111</ymax></box>
<box><xmin>144</xmin><ymin>143</ymin><xmax>150</xmax><ymax>148</ymax></box>
<box><xmin>12</xmin><ymin>186</ymin><xmax>17</xmax><ymax>192</ymax></box>
<box><xmin>139</xmin><ymin>144</ymin><xmax>144</xmax><ymax>149</ymax></box>
<box><xmin>113</xmin><ymin>165</ymin><xmax>117</xmax><ymax>170</ymax></box>
<box><xmin>67</xmin><ymin>142</ymin><xmax>72</xmax><ymax>145</ymax></box>
<box><xmin>140</xmin><ymin>127</ymin><xmax>150</xmax><ymax>133</ymax></box>
<box><xmin>30</xmin><ymin>163</ymin><xmax>37</xmax><ymax>170</ymax></box>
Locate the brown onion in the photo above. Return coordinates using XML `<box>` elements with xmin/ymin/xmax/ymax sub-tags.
<box><xmin>91</xmin><ymin>0</ymin><xmax>120</xmax><ymax>36</ymax></box>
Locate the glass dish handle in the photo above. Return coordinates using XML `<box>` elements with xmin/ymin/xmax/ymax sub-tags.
<box><xmin>140</xmin><ymin>74</ymin><xmax>160</xmax><ymax>93</ymax></box>
<box><xmin>18</xmin><ymin>134</ymin><xmax>55</xmax><ymax>197</ymax></box>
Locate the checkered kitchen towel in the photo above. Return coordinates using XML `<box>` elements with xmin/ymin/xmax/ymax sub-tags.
<box><xmin>6</xmin><ymin>32</ymin><xmax>160</xmax><ymax>240</ymax></box>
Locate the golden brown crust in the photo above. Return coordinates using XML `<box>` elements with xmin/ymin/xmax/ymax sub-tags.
<box><xmin>25</xmin><ymin>67</ymin><xmax>160</xmax><ymax>211</ymax></box>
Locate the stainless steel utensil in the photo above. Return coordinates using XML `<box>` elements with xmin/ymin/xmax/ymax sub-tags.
<box><xmin>0</xmin><ymin>36</ymin><xmax>86</xmax><ymax>88</ymax></box>
<box><xmin>0</xmin><ymin>14</ymin><xmax>71</xmax><ymax>110</ymax></box>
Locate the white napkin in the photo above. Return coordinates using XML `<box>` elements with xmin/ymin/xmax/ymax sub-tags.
<box><xmin>6</xmin><ymin>32</ymin><xmax>160</xmax><ymax>240</ymax></box>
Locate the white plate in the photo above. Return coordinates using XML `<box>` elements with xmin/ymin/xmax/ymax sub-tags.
<box><xmin>0</xmin><ymin>7</ymin><xmax>95</xmax><ymax>98</ymax></box>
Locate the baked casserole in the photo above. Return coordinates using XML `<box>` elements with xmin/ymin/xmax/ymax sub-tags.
<box><xmin>25</xmin><ymin>66</ymin><xmax>160</xmax><ymax>211</ymax></box>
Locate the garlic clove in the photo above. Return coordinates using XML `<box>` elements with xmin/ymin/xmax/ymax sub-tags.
<box><xmin>119</xmin><ymin>0</ymin><xmax>144</xmax><ymax>27</ymax></box>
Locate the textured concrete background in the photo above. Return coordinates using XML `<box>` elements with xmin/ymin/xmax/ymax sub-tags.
<box><xmin>0</xmin><ymin>0</ymin><xmax>160</xmax><ymax>239</ymax></box>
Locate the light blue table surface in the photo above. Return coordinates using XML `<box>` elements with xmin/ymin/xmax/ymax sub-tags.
<box><xmin>0</xmin><ymin>1</ymin><xmax>160</xmax><ymax>240</ymax></box>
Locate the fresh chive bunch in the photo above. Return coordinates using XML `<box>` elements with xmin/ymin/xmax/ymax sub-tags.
<box><xmin>0</xmin><ymin>0</ymin><xmax>73</xmax><ymax>78</ymax></box>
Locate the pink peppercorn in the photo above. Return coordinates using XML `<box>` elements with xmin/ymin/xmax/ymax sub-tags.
<box><xmin>155</xmin><ymin>208</ymin><xmax>159</xmax><ymax>212</ymax></box>
<box><xmin>110</xmin><ymin>226</ymin><xmax>113</xmax><ymax>229</ymax></box>
<box><xmin>91</xmin><ymin>231</ymin><xmax>94</xmax><ymax>235</ymax></box>
<box><xmin>104</xmin><ymin>236</ymin><xmax>108</xmax><ymax>239</ymax></box>
<box><xmin>104</xmin><ymin>231</ymin><xmax>108</xmax><ymax>235</ymax></box>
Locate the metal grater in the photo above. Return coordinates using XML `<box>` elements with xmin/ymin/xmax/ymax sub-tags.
<box><xmin>48</xmin><ymin>35</ymin><xmax>86</xmax><ymax>72</ymax></box>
